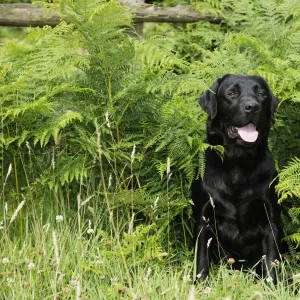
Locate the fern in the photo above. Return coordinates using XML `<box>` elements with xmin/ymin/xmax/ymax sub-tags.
<box><xmin>1</xmin><ymin>0</ymin><xmax>300</xmax><ymax>255</ymax></box>
<box><xmin>276</xmin><ymin>157</ymin><xmax>300</xmax><ymax>203</ymax></box>
<box><xmin>34</xmin><ymin>110</ymin><xmax>84</xmax><ymax>146</ymax></box>
<box><xmin>121</xmin><ymin>224</ymin><xmax>164</xmax><ymax>262</ymax></box>
<box><xmin>135</xmin><ymin>37</ymin><xmax>190</xmax><ymax>72</ymax></box>
<box><xmin>275</xmin><ymin>158</ymin><xmax>300</xmax><ymax>247</ymax></box>
<box><xmin>284</xmin><ymin>233</ymin><xmax>300</xmax><ymax>247</ymax></box>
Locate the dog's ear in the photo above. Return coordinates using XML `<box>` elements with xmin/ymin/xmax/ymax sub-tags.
<box><xmin>259</xmin><ymin>77</ymin><xmax>278</xmax><ymax>121</ymax></box>
<box><xmin>269</xmin><ymin>89</ymin><xmax>278</xmax><ymax>122</ymax></box>
<box><xmin>198</xmin><ymin>77</ymin><xmax>222</xmax><ymax>119</ymax></box>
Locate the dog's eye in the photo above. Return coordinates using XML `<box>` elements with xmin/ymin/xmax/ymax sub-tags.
<box><xmin>257</xmin><ymin>90</ymin><xmax>266</xmax><ymax>98</ymax></box>
<box><xmin>226</xmin><ymin>90</ymin><xmax>236</xmax><ymax>97</ymax></box>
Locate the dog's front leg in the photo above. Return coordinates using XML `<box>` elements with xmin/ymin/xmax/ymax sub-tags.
<box><xmin>262</xmin><ymin>230</ymin><xmax>280</xmax><ymax>285</ymax></box>
<box><xmin>195</xmin><ymin>222</ymin><xmax>213</xmax><ymax>281</ymax></box>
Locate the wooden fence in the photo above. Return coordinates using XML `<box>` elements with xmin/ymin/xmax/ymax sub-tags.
<box><xmin>0</xmin><ymin>3</ymin><xmax>221</xmax><ymax>31</ymax></box>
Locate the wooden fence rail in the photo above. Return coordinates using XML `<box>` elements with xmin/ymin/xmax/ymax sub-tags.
<box><xmin>0</xmin><ymin>3</ymin><xmax>221</xmax><ymax>27</ymax></box>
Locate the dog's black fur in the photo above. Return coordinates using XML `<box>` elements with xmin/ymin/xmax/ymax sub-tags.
<box><xmin>192</xmin><ymin>74</ymin><xmax>283</xmax><ymax>284</ymax></box>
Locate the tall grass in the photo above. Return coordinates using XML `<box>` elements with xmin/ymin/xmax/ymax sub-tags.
<box><xmin>0</xmin><ymin>140</ymin><xmax>299</xmax><ymax>299</ymax></box>
<box><xmin>1</xmin><ymin>210</ymin><xmax>299</xmax><ymax>299</ymax></box>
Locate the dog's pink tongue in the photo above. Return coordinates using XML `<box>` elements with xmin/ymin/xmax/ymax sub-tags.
<box><xmin>237</xmin><ymin>123</ymin><xmax>258</xmax><ymax>142</ymax></box>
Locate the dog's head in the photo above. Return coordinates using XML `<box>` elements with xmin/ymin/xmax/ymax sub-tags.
<box><xmin>198</xmin><ymin>74</ymin><xmax>277</xmax><ymax>147</ymax></box>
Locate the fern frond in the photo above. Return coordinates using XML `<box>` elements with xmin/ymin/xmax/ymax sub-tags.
<box><xmin>284</xmin><ymin>233</ymin><xmax>300</xmax><ymax>247</ymax></box>
<box><xmin>34</xmin><ymin>110</ymin><xmax>83</xmax><ymax>146</ymax></box>
<box><xmin>135</xmin><ymin>37</ymin><xmax>190</xmax><ymax>72</ymax></box>
<box><xmin>276</xmin><ymin>157</ymin><xmax>300</xmax><ymax>203</ymax></box>
<box><xmin>56</xmin><ymin>155</ymin><xmax>88</xmax><ymax>185</ymax></box>
<box><xmin>278</xmin><ymin>0</ymin><xmax>300</xmax><ymax>19</ymax></box>
<box><xmin>5</xmin><ymin>97</ymin><xmax>55</xmax><ymax>119</ymax></box>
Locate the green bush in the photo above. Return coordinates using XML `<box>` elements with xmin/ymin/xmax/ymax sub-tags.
<box><xmin>0</xmin><ymin>1</ymin><xmax>299</xmax><ymax>294</ymax></box>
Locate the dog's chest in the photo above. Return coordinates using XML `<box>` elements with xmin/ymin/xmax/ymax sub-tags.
<box><xmin>226</xmin><ymin>165</ymin><xmax>247</xmax><ymax>187</ymax></box>
<box><xmin>205</xmin><ymin>164</ymin><xmax>269</xmax><ymax>226</ymax></box>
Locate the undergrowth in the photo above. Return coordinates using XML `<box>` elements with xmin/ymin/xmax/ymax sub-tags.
<box><xmin>0</xmin><ymin>0</ymin><xmax>300</xmax><ymax>298</ymax></box>
<box><xmin>0</xmin><ymin>204</ymin><xmax>299</xmax><ymax>298</ymax></box>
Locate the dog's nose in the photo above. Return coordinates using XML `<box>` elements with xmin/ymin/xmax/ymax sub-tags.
<box><xmin>245</xmin><ymin>102</ymin><xmax>260</xmax><ymax>113</ymax></box>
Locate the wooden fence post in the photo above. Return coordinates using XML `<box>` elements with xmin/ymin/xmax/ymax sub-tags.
<box><xmin>123</xmin><ymin>0</ymin><xmax>145</xmax><ymax>38</ymax></box>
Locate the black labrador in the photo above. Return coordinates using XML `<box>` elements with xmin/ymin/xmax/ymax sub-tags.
<box><xmin>192</xmin><ymin>74</ymin><xmax>283</xmax><ymax>284</ymax></box>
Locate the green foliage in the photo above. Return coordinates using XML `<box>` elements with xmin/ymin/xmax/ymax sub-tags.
<box><xmin>276</xmin><ymin>158</ymin><xmax>300</xmax><ymax>246</ymax></box>
<box><xmin>0</xmin><ymin>210</ymin><xmax>299</xmax><ymax>298</ymax></box>
<box><xmin>1</xmin><ymin>0</ymin><xmax>300</xmax><ymax>280</ymax></box>
<box><xmin>276</xmin><ymin>157</ymin><xmax>300</xmax><ymax>203</ymax></box>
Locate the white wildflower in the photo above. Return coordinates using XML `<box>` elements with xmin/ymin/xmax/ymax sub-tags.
<box><xmin>2</xmin><ymin>258</ymin><xmax>9</xmax><ymax>264</ymax></box>
<box><xmin>110</xmin><ymin>277</ymin><xmax>118</xmax><ymax>285</ymax></box>
<box><xmin>7</xmin><ymin>278</ymin><xmax>14</xmax><ymax>285</ymax></box>
<box><xmin>56</xmin><ymin>215</ymin><xmax>64</xmax><ymax>223</ymax></box>
<box><xmin>0</xmin><ymin>221</ymin><xmax>4</xmax><ymax>230</ymax></box>
<box><xmin>28</xmin><ymin>261</ymin><xmax>35</xmax><ymax>270</ymax></box>
<box><xmin>266</xmin><ymin>277</ymin><xmax>273</xmax><ymax>283</ymax></box>
<box><xmin>87</xmin><ymin>219</ymin><xmax>94</xmax><ymax>235</ymax></box>
<box><xmin>182</xmin><ymin>274</ymin><xmax>191</xmax><ymax>282</ymax></box>
<box><xmin>203</xmin><ymin>287</ymin><xmax>212</xmax><ymax>295</ymax></box>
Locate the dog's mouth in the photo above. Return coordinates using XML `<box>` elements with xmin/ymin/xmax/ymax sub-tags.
<box><xmin>226</xmin><ymin>122</ymin><xmax>259</xmax><ymax>143</ymax></box>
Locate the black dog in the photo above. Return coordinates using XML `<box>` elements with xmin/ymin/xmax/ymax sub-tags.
<box><xmin>192</xmin><ymin>74</ymin><xmax>283</xmax><ymax>284</ymax></box>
